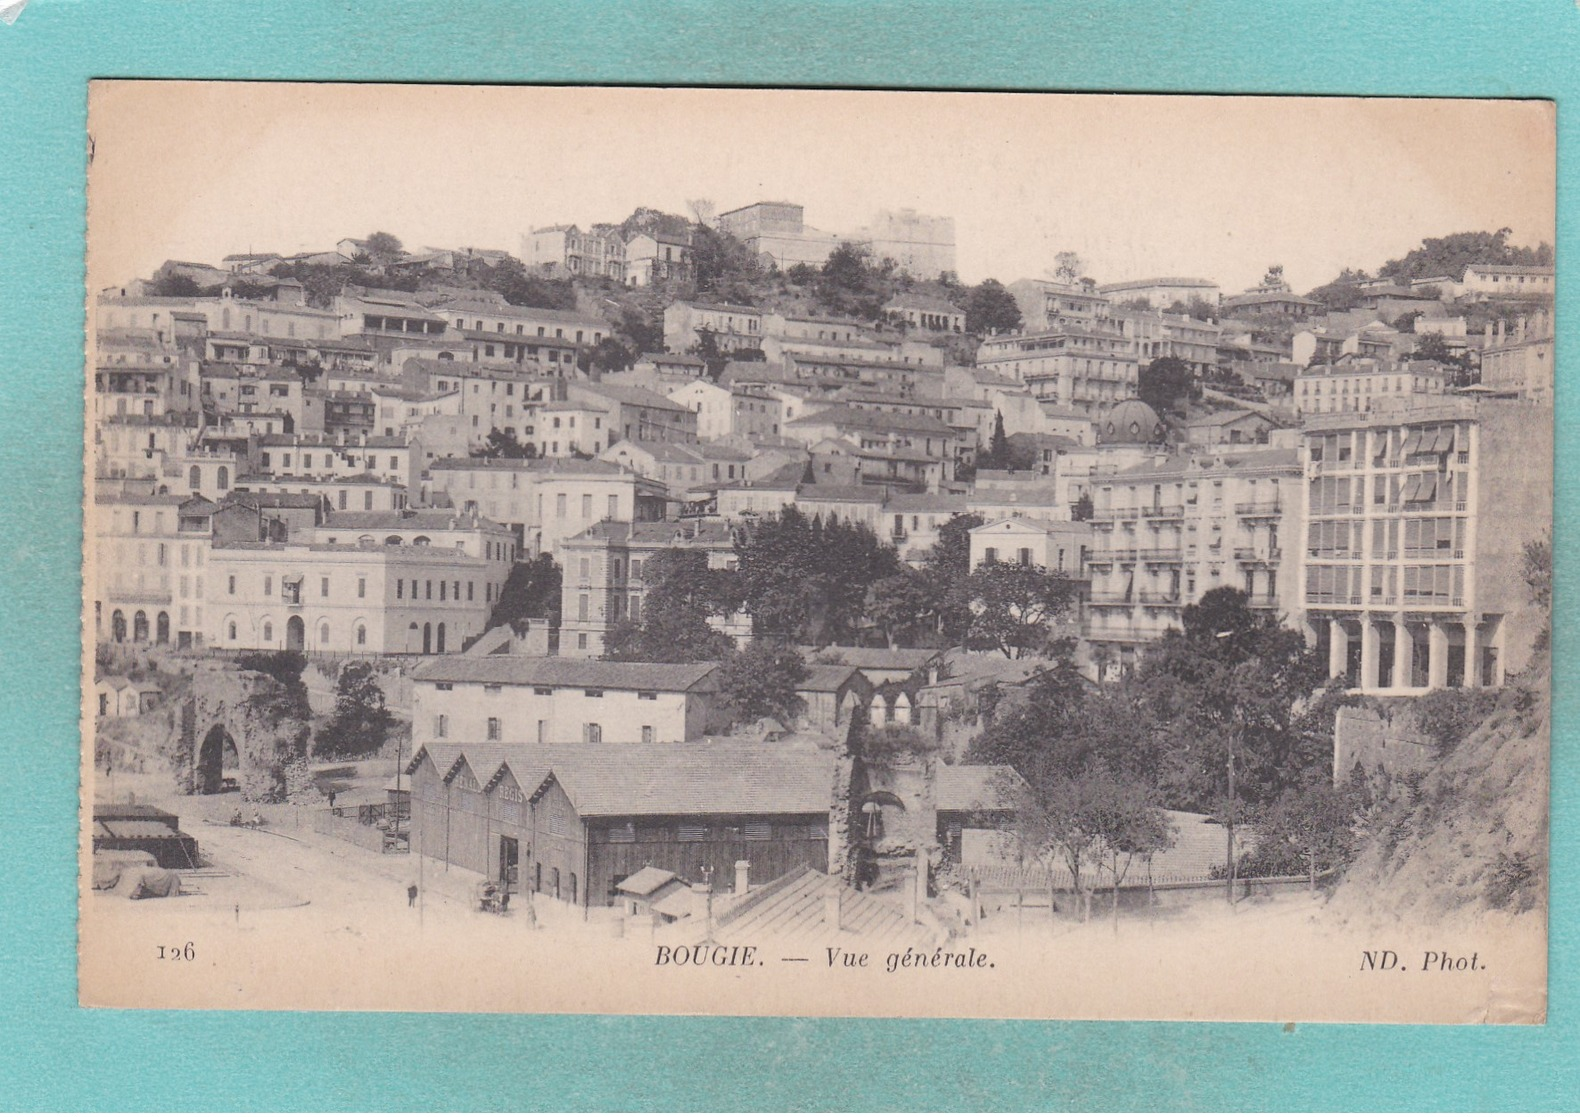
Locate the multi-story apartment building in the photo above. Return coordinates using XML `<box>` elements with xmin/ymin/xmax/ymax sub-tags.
<box><xmin>662</xmin><ymin>300</ymin><xmax>765</xmax><ymax>355</ymax></box>
<box><xmin>975</xmin><ymin>329</ymin><xmax>1139</xmax><ymax>413</ymax></box>
<box><xmin>968</xmin><ymin>517</ymin><xmax>1092</xmax><ymax>577</ymax></box>
<box><xmin>1292</xmin><ymin>359</ymin><xmax>1450</xmax><ymax>417</ymax></box>
<box><xmin>665</xmin><ymin>379</ymin><xmax>785</xmax><ymax>442</ymax></box>
<box><xmin>1085</xmin><ymin>448</ymin><xmax>1303</xmax><ymax>675</ymax></box>
<box><xmin>1112</xmin><ymin>309</ymin><xmax>1221</xmax><ymax>379</ymax></box>
<box><xmin>624</xmin><ymin>230</ymin><xmax>693</xmax><ymax>287</ymax></box>
<box><xmin>96</xmin><ymin>412</ymin><xmax>202</xmax><ymax>485</ymax></box>
<box><xmin>434</xmin><ymin>297</ymin><xmax>607</xmax><ymax>347</ymax></box>
<box><xmin>1096</xmin><ymin>276</ymin><xmax>1221</xmax><ymax>310</ymax></box>
<box><xmin>1296</xmin><ymin>398</ymin><xmax>1551</xmax><ymax>693</ymax></box>
<box><xmin>427</xmin><ymin>456</ymin><xmax>669</xmax><ymax>558</ymax></box>
<box><xmin>90</xmin><ymin>492</ymin><xmax>185</xmax><ymax>645</ymax></box>
<box><xmin>557</xmin><ymin>520</ymin><xmax>751</xmax><ymax>657</ymax></box>
<box><xmin>1479</xmin><ymin>312</ymin><xmax>1553</xmax><ymax>402</ymax></box>
<box><xmin>1005</xmin><ymin>279</ymin><xmax>1113</xmax><ymax>333</ymax></box>
<box><xmin>519</xmin><ymin>224</ymin><xmax>626</xmax><ymax>281</ymax></box>
<box><xmin>254</xmin><ymin>433</ymin><xmax>419</xmax><ymax>491</ymax></box>
<box><xmin>568</xmin><ymin>382</ymin><xmax>699</xmax><ymax>445</ymax></box>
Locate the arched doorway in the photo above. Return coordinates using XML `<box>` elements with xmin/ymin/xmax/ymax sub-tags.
<box><xmin>285</xmin><ymin>615</ymin><xmax>305</xmax><ymax>651</ymax></box>
<box><xmin>156</xmin><ymin>612</ymin><xmax>170</xmax><ymax>644</ymax></box>
<box><xmin>435</xmin><ymin>623</ymin><xmax>446</xmax><ymax>654</ymax></box>
<box><xmin>111</xmin><ymin>609</ymin><xmax>127</xmax><ymax>642</ymax></box>
<box><xmin>133</xmin><ymin>610</ymin><xmax>150</xmax><ymax>643</ymax></box>
<box><xmin>422</xmin><ymin>622</ymin><xmax>432</xmax><ymax>655</ymax></box>
<box><xmin>196</xmin><ymin>725</ymin><xmax>237</xmax><ymax>795</ymax></box>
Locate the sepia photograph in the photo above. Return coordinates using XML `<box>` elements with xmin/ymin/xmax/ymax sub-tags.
<box><xmin>79</xmin><ymin>82</ymin><xmax>1554</xmax><ymax>1022</ymax></box>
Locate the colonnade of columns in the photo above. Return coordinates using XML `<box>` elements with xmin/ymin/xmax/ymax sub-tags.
<box><xmin>1321</xmin><ymin>613</ymin><xmax>1499</xmax><ymax>692</ymax></box>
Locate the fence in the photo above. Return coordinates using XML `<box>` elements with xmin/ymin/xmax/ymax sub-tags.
<box><xmin>309</xmin><ymin>805</ymin><xmax>406</xmax><ymax>853</ymax></box>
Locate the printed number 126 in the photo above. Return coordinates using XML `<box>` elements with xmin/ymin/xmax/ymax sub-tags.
<box><xmin>157</xmin><ymin>942</ymin><xmax>195</xmax><ymax>961</ymax></box>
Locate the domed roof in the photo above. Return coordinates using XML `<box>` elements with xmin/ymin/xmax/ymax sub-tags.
<box><xmin>1097</xmin><ymin>398</ymin><xmax>1166</xmax><ymax>445</ymax></box>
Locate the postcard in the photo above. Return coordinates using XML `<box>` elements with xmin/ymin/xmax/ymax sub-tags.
<box><xmin>80</xmin><ymin>83</ymin><xmax>1552</xmax><ymax>1021</ymax></box>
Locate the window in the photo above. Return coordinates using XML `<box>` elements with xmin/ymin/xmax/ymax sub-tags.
<box><xmin>228</xmin><ymin>575</ymin><xmax>236</xmax><ymax>595</ymax></box>
<box><xmin>584</xmin><ymin>723</ymin><xmax>602</xmax><ymax>743</ymax></box>
<box><xmin>357</xmin><ymin>577</ymin><xmax>366</xmax><ymax>599</ymax></box>
<box><xmin>640</xmin><ymin>725</ymin><xmax>654</xmax><ymax>743</ymax></box>
<box><xmin>607</xmin><ymin>494</ymin><xmax>618</xmax><ymax>519</ymax></box>
<box><xmin>262</xmin><ymin>622</ymin><xmax>273</xmax><ymax>642</ymax></box>
<box><xmin>396</xmin><ymin>579</ymin><xmax>404</xmax><ymax>599</ymax></box>
<box><xmin>321</xmin><ymin>576</ymin><xmax>330</xmax><ymax>598</ymax></box>
<box><xmin>637</xmin><ymin>690</ymin><xmax>657</xmax><ymax>701</ymax></box>
<box><xmin>319</xmin><ymin>622</ymin><xmax>330</xmax><ymax>644</ymax></box>
<box><xmin>433</xmin><ymin>714</ymin><xmax>448</xmax><ymax>739</ymax></box>
<box><xmin>581</xmin><ymin>494</ymin><xmax>593</xmax><ymax>519</ymax></box>
<box><xmin>486</xmin><ymin>717</ymin><xmax>501</xmax><ymax>741</ymax></box>
<box><xmin>533</xmin><ymin>686</ymin><xmax>553</xmax><ymax>696</ymax></box>
<box><xmin>227</xmin><ymin>621</ymin><xmax>237</xmax><ymax>640</ymax></box>
<box><xmin>984</xmin><ymin>547</ymin><xmax>997</xmax><ymax>564</ymax></box>
<box><xmin>263</xmin><ymin>575</ymin><xmax>272</xmax><ymax>596</ymax></box>
<box><xmin>355</xmin><ymin>624</ymin><xmax>366</xmax><ymax>646</ymax></box>
<box><xmin>584</xmin><ymin>688</ymin><xmax>604</xmax><ymax>698</ymax></box>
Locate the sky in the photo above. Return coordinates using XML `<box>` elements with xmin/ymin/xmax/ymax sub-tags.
<box><xmin>87</xmin><ymin>83</ymin><xmax>1555</xmax><ymax>295</ymax></box>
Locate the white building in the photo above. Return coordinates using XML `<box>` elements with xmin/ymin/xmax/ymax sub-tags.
<box><xmin>411</xmin><ymin>658</ymin><xmax>726</xmax><ymax>747</ymax></box>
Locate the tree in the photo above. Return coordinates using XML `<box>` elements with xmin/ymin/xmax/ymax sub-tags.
<box><xmin>1087</xmin><ymin>774</ymin><xmax>1176</xmax><ymax>928</ymax></box>
<box><xmin>978</xmin><ymin>412</ymin><xmax>1012</xmax><ymax>470</ymax></box>
<box><xmin>1052</xmin><ymin>251</ymin><xmax>1085</xmax><ymax>284</ymax></box>
<box><xmin>583</xmin><ymin>336</ymin><xmax>635</xmax><ymax>375</ymax></box>
<box><xmin>365</xmin><ymin>231</ymin><xmax>404</xmax><ymax>262</ymax></box>
<box><xmin>1138</xmin><ymin>356</ymin><xmax>1196</xmax><ymax>415</ymax></box>
<box><xmin>1137</xmin><ymin>587</ymin><xmax>1328</xmax><ymax>812</ymax></box>
<box><xmin>487</xmin><ymin>554</ymin><xmax>561</xmax><ymax>630</ymax></box>
<box><xmin>1253</xmin><ymin>781</ymin><xmax>1359</xmax><ymax>891</ymax></box>
<box><xmin>1408</xmin><ymin>333</ymin><xmax>1475</xmax><ymax>385</ymax></box>
<box><xmin>1523</xmin><ymin>531</ymin><xmax>1551</xmax><ymax>651</ymax></box>
<box><xmin>815</xmin><ymin>242</ymin><xmax>894</xmax><ymax>319</ymax></box>
<box><xmin>1071</xmin><ymin>493</ymin><xmax>1094</xmax><ymax>522</ymax></box>
<box><xmin>716</xmin><ymin>640</ymin><xmax>810</xmax><ymax>726</ymax></box>
<box><xmin>149</xmin><ymin>273</ymin><xmax>202</xmax><ymax>297</ymax></box>
<box><xmin>866</xmin><ymin>570</ymin><xmax>939</xmax><ymax>650</ymax></box>
<box><xmin>1304</xmin><ymin>267</ymin><xmax>1371</xmax><ymax>311</ymax></box>
<box><xmin>315</xmin><ymin>662</ymin><xmax>393</xmax><ymax>759</ymax></box>
<box><xmin>690</xmin><ymin>224</ymin><xmax>764</xmax><ymax>303</ymax></box>
<box><xmin>966</xmin><ymin>560</ymin><xmax>1079</xmax><ymax>659</ymax></box>
<box><xmin>604</xmin><ymin>549</ymin><xmax>739</xmax><ymax>663</ymax></box>
<box><xmin>473</xmin><ymin>427</ymin><xmax>537</xmax><ymax>460</ymax></box>
<box><xmin>922</xmin><ymin>512</ymin><xmax>985</xmax><ymax>645</ymax></box>
<box><xmin>734</xmin><ymin>508</ymin><xmax>901</xmax><ymax>644</ymax></box>
<box><xmin>964</xmin><ymin>278</ymin><xmax>1023</xmax><ymax>335</ymax></box>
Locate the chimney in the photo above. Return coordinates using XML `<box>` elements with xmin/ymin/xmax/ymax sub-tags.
<box><xmin>823</xmin><ymin>879</ymin><xmax>842</xmax><ymax>931</ymax></box>
<box><xmin>733</xmin><ymin>859</ymin><xmax>750</xmax><ymax>894</ymax></box>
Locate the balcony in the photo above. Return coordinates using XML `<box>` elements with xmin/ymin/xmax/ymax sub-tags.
<box><xmin>1235</xmin><ymin>547</ymin><xmax>1282</xmax><ymax>564</ymax></box>
<box><xmin>1141</xmin><ymin>504</ymin><xmax>1184</xmax><ymax>521</ymax></box>
<box><xmin>1234</xmin><ymin>500</ymin><xmax>1282</xmax><ymax>517</ymax></box>
<box><xmin>1138</xmin><ymin>547</ymin><xmax>1183</xmax><ymax>563</ymax></box>
<box><xmin>1137</xmin><ymin>590</ymin><xmax>1179</xmax><ymax>606</ymax></box>
<box><xmin>1088</xmin><ymin>593</ymin><xmax>1134</xmax><ymax>606</ymax></box>
<box><xmin>1245</xmin><ymin>594</ymin><xmax>1280</xmax><ymax>610</ymax></box>
<box><xmin>1090</xmin><ymin>548</ymin><xmax>1138</xmax><ymax>564</ymax></box>
<box><xmin>1305</xmin><ymin>592</ymin><xmax>1363</xmax><ymax>606</ymax></box>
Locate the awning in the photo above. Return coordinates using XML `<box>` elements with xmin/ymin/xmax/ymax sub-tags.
<box><xmin>1400</xmin><ymin>431</ymin><xmax>1423</xmax><ymax>456</ymax></box>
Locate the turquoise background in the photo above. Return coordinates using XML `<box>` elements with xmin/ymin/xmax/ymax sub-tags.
<box><xmin>1</xmin><ymin>0</ymin><xmax>1575</xmax><ymax>1108</ymax></box>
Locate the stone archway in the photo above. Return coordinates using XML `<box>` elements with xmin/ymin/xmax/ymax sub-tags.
<box><xmin>195</xmin><ymin>724</ymin><xmax>237</xmax><ymax>794</ymax></box>
<box><xmin>285</xmin><ymin>615</ymin><xmax>305</xmax><ymax>652</ymax></box>
<box><xmin>168</xmin><ymin>662</ymin><xmax>311</xmax><ymax>801</ymax></box>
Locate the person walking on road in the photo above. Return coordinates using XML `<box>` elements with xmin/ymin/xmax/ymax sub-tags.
<box><xmin>407</xmin><ymin>883</ymin><xmax>418</xmax><ymax>908</ymax></box>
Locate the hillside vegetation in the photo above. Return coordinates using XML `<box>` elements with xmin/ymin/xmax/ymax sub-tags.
<box><xmin>1329</xmin><ymin>657</ymin><xmax>1549</xmax><ymax>923</ymax></box>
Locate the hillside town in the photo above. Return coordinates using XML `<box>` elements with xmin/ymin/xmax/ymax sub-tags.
<box><xmin>88</xmin><ymin>206</ymin><xmax>1553</xmax><ymax>950</ymax></box>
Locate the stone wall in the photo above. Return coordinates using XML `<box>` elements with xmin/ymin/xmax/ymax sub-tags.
<box><xmin>1333</xmin><ymin>705</ymin><xmax>1436</xmax><ymax>784</ymax></box>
